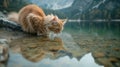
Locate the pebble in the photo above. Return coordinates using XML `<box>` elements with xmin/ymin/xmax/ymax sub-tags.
<box><xmin>109</xmin><ymin>57</ymin><xmax>119</xmax><ymax>63</ymax></box>
<box><xmin>0</xmin><ymin>39</ymin><xmax>7</xmax><ymax>44</ymax></box>
<box><xmin>28</xmin><ymin>44</ymin><xmax>38</xmax><ymax>48</ymax></box>
<box><xmin>97</xmin><ymin>58</ymin><xmax>113</xmax><ymax>67</ymax></box>
<box><xmin>113</xmin><ymin>48</ymin><xmax>120</xmax><ymax>51</ymax></box>
<box><xmin>93</xmin><ymin>52</ymin><xmax>105</xmax><ymax>58</ymax></box>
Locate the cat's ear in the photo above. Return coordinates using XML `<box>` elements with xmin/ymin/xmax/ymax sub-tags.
<box><xmin>51</xmin><ymin>16</ymin><xmax>58</xmax><ymax>21</ymax></box>
<box><xmin>61</xmin><ymin>19</ymin><xmax>67</xmax><ymax>25</ymax></box>
<box><xmin>50</xmin><ymin>16</ymin><xmax>58</xmax><ymax>25</ymax></box>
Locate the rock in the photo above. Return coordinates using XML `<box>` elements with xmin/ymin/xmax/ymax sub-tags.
<box><xmin>0</xmin><ymin>39</ymin><xmax>9</xmax><ymax>63</ymax></box>
<box><xmin>0</xmin><ymin>18</ymin><xmax>22</xmax><ymax>31</ymax></box>
<box><xmin>113</xmin><ymin>48</ymin><xmax>120</xmax><ymax>51</ymax></box>
<box><xmin>28</xmin><ymin>44</ymin><xmax>38</xmax><ymax>48</ymax></box>
<box><xmin>96</xmin><ymin>58</ymin><xmax>113</xmax><ymax>67</ymax></box>
<box><xmin>0</xmin><ymin>63</ymin><xmax>6</xmax><ymax>67</ymax></box>
<box><xmin>108</xmin><ymin>57</ymin><xmax>119</xmax><ymax>63</ymax></box>
<box><xmin>0</xmin><ymin>12</ymin><xmax>6</xmax><ymax>18</ymax></box>
<box><xmin>0</xmin><ymin>39</ymin><xmax>7</xmax><ymax>44</ymax></box>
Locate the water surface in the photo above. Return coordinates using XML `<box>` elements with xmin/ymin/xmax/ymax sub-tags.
<box><xmin>0</xmin><ymin>21</ymin><xmax>120</xmax><ymax>67</ymax></box>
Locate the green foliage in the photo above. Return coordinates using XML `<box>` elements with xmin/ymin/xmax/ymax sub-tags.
<box><xmin>0</xmin><ymin>0</ymin><xmax>30</xmax><ymax>12</ymax></box>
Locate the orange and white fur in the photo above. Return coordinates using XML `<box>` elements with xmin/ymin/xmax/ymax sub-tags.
<box><xmin>7</xmin><ymin>4</ymin><xmax>67</xmax><ymax>39</ymax></box>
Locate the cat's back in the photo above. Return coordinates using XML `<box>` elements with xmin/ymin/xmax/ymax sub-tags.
<box><xmin>18</xmin><ymin>4</ymin><xmax>46</xmax><ymax>33</ymax></box>
<box><xmin>18</xmin><ymin>4</ymin><xmax>46</xmax><ymax>22</ymax></box>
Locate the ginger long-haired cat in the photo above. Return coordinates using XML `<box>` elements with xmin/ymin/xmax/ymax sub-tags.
<box><xmin>8</xmin><ymin>4</ymin><xmax>67</xmax><ymax>37</ymax></box>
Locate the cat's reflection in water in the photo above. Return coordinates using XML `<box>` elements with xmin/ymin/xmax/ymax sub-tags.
<box><xmin>20</xmin><ymin>36</ymin><xmax>65</xmax><ymax>62</ymax></box>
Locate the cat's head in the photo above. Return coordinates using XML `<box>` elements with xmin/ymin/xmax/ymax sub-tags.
<box><xmin>45</xmin><ymin>14</ymin><xmax>67</xmax><ymax>33</ymax></box>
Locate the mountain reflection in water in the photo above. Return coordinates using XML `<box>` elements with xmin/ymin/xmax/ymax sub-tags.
<box><xmin>8</xmin><ymin>53</ymin><xmax>103</xmax><ymax>67</ymax></box>
<box><xmin>7</xmin><ymin>32</ymin><xmax>104</xmax><ymax>67</ymax></box>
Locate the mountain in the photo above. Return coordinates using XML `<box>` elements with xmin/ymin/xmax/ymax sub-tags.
<box><xmin>59</xmin><ymin>0</ymin><xmax>94</xmax><ymax>19</ymax></box>
<box><xmin>59</xmin><ymin>0</ymin><xmax>120</xmax><ymax>19</ymax></box>
<box><xmin>0</xmin><ymin>0</ymin><xmax>120</xmax><ymax>19</ymax></box>
<box><xmin>60</xmin><ymin>0</ymin><xmax>120</xmax><ymax>20</ymax></box>
<box><xmin>30</xmin><ymin>0</ymin><xmax>120</xmax><ymax>19</ymax></box>
<box><xmin>80</xmin><ymin>0</ymin><xmax>120</xmax><ymax>20</ymax></box>
<box><xmin>29</xmin><ymin>0</ymin><xmax>74</xmax><ymax>10</ymax></box>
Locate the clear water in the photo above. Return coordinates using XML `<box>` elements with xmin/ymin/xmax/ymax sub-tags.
<box><xmin>0</xmin><ymin>21</ymin><xmax>120</xmax><ymax>67</ymax></box>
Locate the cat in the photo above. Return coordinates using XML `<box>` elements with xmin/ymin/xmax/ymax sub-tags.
<box><xmin>8</xmin><ymin>4</ymin><xmax>67</xmax><ymax>38</ymax></box>
<box><xmin>7</xmin><ymin>12</ymin><xmax>19</xmax><ymax>23</ymax></box>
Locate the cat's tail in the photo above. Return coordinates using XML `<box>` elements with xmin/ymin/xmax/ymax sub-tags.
<box><xmin>7</xmin><ymin>12</ymin><xmax>19</xmax><ymax>24</ymax></box>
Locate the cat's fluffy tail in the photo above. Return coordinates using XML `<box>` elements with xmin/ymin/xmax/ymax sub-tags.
<box><xmin>7</xmin><ymin>12</ymin><xmax>19</xmax><ymax>24</ymax></box>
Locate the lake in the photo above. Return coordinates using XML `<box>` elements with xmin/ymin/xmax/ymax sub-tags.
<box><xmin>0</xmin><ymin>21</ymin><xmax>120</xmax><ymax>67</ymax></box>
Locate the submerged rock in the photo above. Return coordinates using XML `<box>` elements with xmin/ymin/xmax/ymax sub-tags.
<box><xmin>96</xmin><ymin>58</ymin><xmax>113</xmax><ymax>67</ymax></box>
<box><xmin>92</xmin><ymin>52</ymin><xmax>105</xmax><ymax>58</ymax></box>
<box><xmin>108</xmin><ymin>57</ymin><xmax>119</xmax><ymax>63</ymax></box>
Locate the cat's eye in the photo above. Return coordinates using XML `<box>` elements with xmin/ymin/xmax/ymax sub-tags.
<box><xmin>52</xmin><ymin>22</ymin><xmax>58</xmax><ymax>25</ymax></box>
